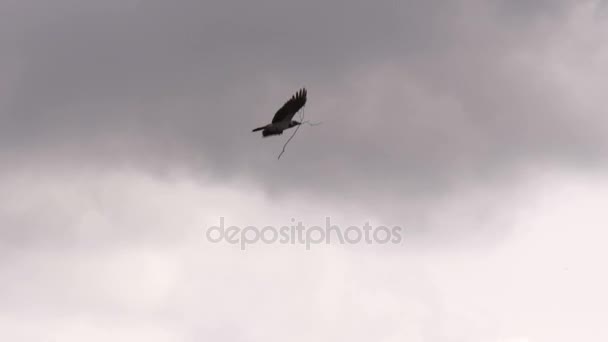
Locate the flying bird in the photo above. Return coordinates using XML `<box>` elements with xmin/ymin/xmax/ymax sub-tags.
<box><xmin>252</xmin><ymin>88</ymin><xmax>307</xmax><ymax>137</ymax></box>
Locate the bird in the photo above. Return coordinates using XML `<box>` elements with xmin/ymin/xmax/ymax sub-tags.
<box><xmin>252</xmin><ymin>88</ymin><xmax>307</xmax><ymax>137</ymax></box>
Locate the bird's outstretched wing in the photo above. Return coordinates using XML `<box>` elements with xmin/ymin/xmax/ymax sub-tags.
<box><xmin>271</xmin><ymin>88</ymin><xmax>307</xmax><ymax>123</ymax></box>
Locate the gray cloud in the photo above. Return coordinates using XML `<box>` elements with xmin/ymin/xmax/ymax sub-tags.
<box><xmin>2</xmin><ymin>0</ymin><xmax>606</xmax><ymax>202</ymax></box>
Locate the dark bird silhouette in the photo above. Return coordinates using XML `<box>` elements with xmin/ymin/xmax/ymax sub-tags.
<box><xmin>252</xmin><ymin>88</ymin><xmax>307</xmax><ymax>137</ymax></box>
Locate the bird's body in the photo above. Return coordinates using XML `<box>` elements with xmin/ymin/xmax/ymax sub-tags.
<box><xmin>255</xmin><ymin>120</ymin><xmax>300</xmax><ymax>137</ymax></box>
<box><xmin>253</xmin><ymin>88</ymin><xmax>307</xmax><ymax>137</ymax></box>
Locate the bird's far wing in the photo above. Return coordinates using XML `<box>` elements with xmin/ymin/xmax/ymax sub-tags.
<box><xmin>271</xmin><ymin>88</ymin><xmax>307</xmax><ymax>123</ymax></box>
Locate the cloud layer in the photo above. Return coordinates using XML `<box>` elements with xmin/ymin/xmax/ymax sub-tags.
<box><xmin>2</xmin><ymin>1</ymin><xmax>608</xmax><ymax>341</ymax></box>
<box><xmin>2</xmin><ymin>1</ymin><xmax>607</xmax><ymax>196</ymax></box>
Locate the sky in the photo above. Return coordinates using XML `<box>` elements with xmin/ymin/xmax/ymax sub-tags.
<box><xmin>1</xmin><ymin>0</ymin><xmax>608</xmax><ymax>341</ymax></box>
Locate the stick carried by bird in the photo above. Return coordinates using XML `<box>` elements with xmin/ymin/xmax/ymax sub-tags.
<box><xmin>252</xmin><ymin>88</ymin><xmax>321</xmax><ymax>159</ymax></box>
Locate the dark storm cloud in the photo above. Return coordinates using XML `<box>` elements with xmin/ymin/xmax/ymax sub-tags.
<box><xmin>1</xmin><ymin>0</ymin><xmax>605</xmax><ymax>198</ymax></box>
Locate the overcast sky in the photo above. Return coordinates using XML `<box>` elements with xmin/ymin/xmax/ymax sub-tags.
<box><xmin>1</xmin><ymin>1</ymin><xmax>608</xmax><ymax>341</ymax></box>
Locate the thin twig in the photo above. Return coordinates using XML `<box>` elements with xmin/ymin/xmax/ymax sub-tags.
<box><xmin>277</xmin><ymin>107</ymin><xmax>322</xmax><ymax>160</ymax></box>
<box><xmin>277</xmin><ymin>124</ymin><xmax>301</xmax><ymax>160</ymax></box>
<box><xmin>277</xmin><ymin>108</ymin><xmax>304</xmax><ymax>160</ymax></box>
<box><xmin>301</xmin><ymin>120</ymin><xmax>323</xmax><ymax>126</ymax></box>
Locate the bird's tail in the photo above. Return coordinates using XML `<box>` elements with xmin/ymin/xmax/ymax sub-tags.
<box><xmin>252</xmin><ymin>125</ymin><xmax>266</xmax><ymax>132</ymax></box>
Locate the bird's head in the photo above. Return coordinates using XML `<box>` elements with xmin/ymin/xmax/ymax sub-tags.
<box><xmin>290</xmin><ymin>120</ymin><xmax>301</xmax><ymax>127</ymax></box>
